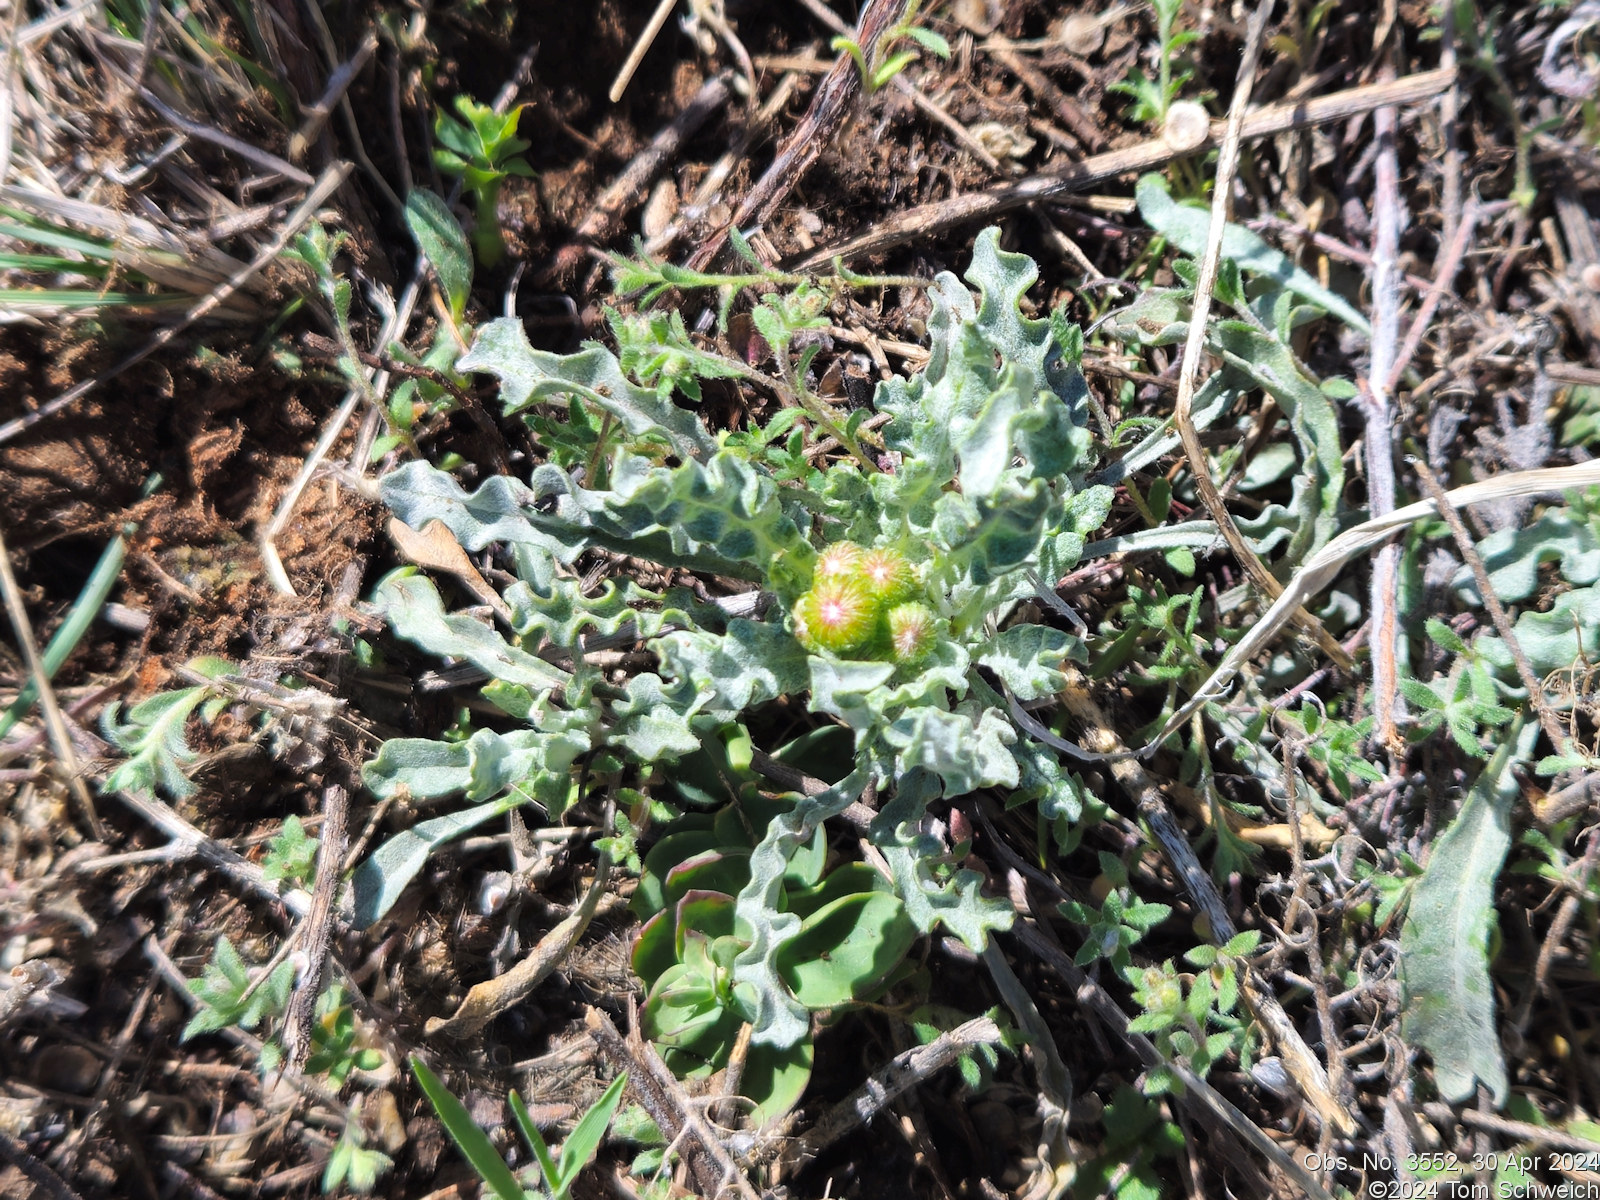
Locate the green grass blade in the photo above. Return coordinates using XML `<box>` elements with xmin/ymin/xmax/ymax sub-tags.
<box><xmin>0</xmin><ymin>290</ymin><xmax>189</xmax><ymax>310</ymax></box>
<box><xmin>0</xmin><ymin>221</ymin><xmax>119</xmax><ymax>260</ymax></box>
<box><xmin>0</xmin><ymin>530</ymin><xmax>126</xmax><ymax>740</ymax></box>
<box><xmin>410</xmin><ymin>1057</ymin><xmax>528</xmax><ymax>1200</ymax></box>
<box><xmin>508</xmin><ymin>1091</ymin><xmax>562</xmax><ymax>1197</ymax></box>
<box><xmin>554</xmin><ymin>1073</ymin><xmax>627</xmax><ymax>1187</ymax></box>
<box><xmin>0</xmin><ymin>252</ymin><xmax>114</xmax><ymax>276</ymax></box>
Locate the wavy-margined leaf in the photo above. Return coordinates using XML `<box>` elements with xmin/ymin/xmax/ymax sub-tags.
<box><xmin>875</xmin><ymin>227</ymin><xmax>1091</xmax><ymax>523</ymax></box>
<box><xmin>1476</xmin><ymin>584</ymin><xmax>1600</xmax><ymax>679</ymax></box>
<box><xmin>459</xmin><ymin>317</ymin><xmax>717</xmax><ymax>463</ymax></box>
<box><xmin>1400</xmin><ymin>731</ymin><xmax>1518</xmax><ymax>1104</ymax></box>
<box><xmin>1135</xmin><ymin>173</ymin><xmax>1369</xmax><ymax>334</ymax></box>
<box><xmin>882</xmin><ymin>701</ymin><xmax>1020</xmax><ymax>797</ymax></box>
<box><xmin>654</xmin><ymin>619</ymin><xmax>810</xmax><ymax>716</ymax></box>
<box><xmin>373</xmin><ymin>570</ymin><xmax>570</xmax><ymax>693</ymax></box>
<box><xmin>977</xmin><ymin>625</ymin><xmax>1081</xmax><ymax>701</ymax></box>
<box><xmin>871</xmin><ymin>770</ymin><xmax>1015</xmax><ymax>949</ymax></box>
<box><xmin>609</xmin><ymin>673</ymin><xmax>702</xmax><ymax>762</ymax></box>
<box><xmin>734</xmin><ymin>768</ymin><xmax>876</xmax><ymax>1049</ymax></box>
<box><xmin>363</xmin><ymin>724</ymin><xmax>591</xmax><ymax>802</ymax></box>
<box><xmin>505</xmin><ymin>548</ymin><xmax>694</xmax><ymax>647</ymax></box>
<box><xmin>1459</xmin><ymin>507</ymin><xmax>1600</xmax><ymax>604</ymax></box>
<box><xmin>1207</xmin><ymin>323</ymin><xmax>1345</xmax><ymax>561</ymax></box>
<box><xmin>383</xmin><ymin>453</ymin><xmax>812</xmax><ymax>587</ymax></box>
<box><xmin>380</xmin><ymin>463</ymin><xmax>569</xmax><ymax>558</ymax></box>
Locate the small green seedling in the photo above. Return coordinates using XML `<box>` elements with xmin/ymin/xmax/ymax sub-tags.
<box><xmin>832</xmin><ymin>0</ymin><xmax>951</xmax><ymax>94</ymax></box>
<box><xmin>181</xmin><ymin>936</ymin><xmax>294</xmax><ymax>1042</ymax></box>
<box><xmin>101</xmin><ymin>656</ymin><xmax>234</xmax><ymax>800</ymax></box>
<box><xmin>411</xmin><ymin>1056</ymin><xmax>626</xmax><ymax>1200</ymax></box>
<box><xmin>1108</xmin><ymin>0</ymin><xmax>1200</xmax><ymax>128</ymax></box>
<box><xmin>261</xmin><ymin>815</ymin><xmax>320</xmax><ymax>888</ymax></box>
<box><xmin>322</xmin><ymin>1122</ymin><xmax>392</xmax><ymax>1195</ymax></box>
<box><xmin>433</xmin><ymin>95</ymin><xmax>535</xmax><ymax>267</ymax></box>
<box><xmin>304</xmin><ymin>986</ymin><xmax>386</xmax><ymax>1087</ymax></box>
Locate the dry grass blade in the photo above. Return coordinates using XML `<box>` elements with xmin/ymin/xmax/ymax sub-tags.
<box><xmin>1168</xmin><ymin>0</ymin><xmax>1350</xmax><ymax>673</ymax></box>
<box><xmin>0</xmin><ymin>163</ymin><xmax>349</xmax><ymax>447</ymax></box>
<box><xmin>426</xmin><ymin>858</ymin><xmax>611</xmax><ymax>1039</ymax></box>
<box><xmin>1144</xmin><ymin>458</ymin><xmax>1600</xmax><ymax>753</ymax></box>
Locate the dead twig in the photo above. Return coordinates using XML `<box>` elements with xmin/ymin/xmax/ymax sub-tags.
<box><xmin>0</xmin><ymin>1129</ymin><xmax>84</xmax><ymax>1200</ymax></box>
<box><xmin>281</xmin><ymin>786</ymin><xmax>350</xmax><ymax>1067</ymax></box>
<box><xmin>788</xmin><ymin>1017</ymin><xmax>1004</xmax><ymax>1161</ymax></box>
<box><xmin>427</xmin><ymin>856</ymin><xmax>611</xmax><ymax>1039</ymax></box>
<box><xmin>609</xmin><ymin>0</ymin><xmax>679</xmax><ymax>104</ymax></box>
<box><xmin>1010</xmin><ymin>921</ymin><xmax>1338</xmax><ymax>1200</ymax></box>
<box><xmin>688</xmin><ymin>0</ymin><xmax>905</xmax><ymax>270</ymax></box>
<box><xmin>111</xmin><ymin>787</ymin><xmax>314</xmax><ymax>919</ymax></box>
<box><xmin>1363</xmin><ymin>67</ymin><xmax>1406</xmax><ymax>749</ymax></box>
<box><xmin>586</xmin><ymin>1006</ymin><xmax>761</xmax><ymax>1200</ymax></box>
<box><xmin>790</xmin><ymin>67</ymin><xmax>1456</xmax><ymax>270</ymax></box>
<box><xmin>1050</xmin><ymin>667</ymin><xmax>1356</xmax><ymax>1136</ymax></box>
<box><xmin>545</xmin><ymin>71</ymin><xmax>734</xmax><ymax>281</ymax></box>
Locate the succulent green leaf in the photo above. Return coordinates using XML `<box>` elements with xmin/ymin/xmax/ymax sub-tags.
<box><xmin>777</xmin><ymin>891</ymin><xmax>918</xmax><ymax>1008</ymax></box>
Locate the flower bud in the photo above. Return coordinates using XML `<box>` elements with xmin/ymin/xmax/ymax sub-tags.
<box><xmin>857</xmin><ymin>547</ymin><xmax>918</xmax><ymax>608</ymax></box>
<box><xmin>885</xmin><ymin>601</ymin><xmax>939</xmax><ymax>664</ymax></box>
<box><xmin>793</xmin><ymin>576</ymin><xmax>877</xmax><ymax>654</ymax></box>
<box><xmin>813</xmin><ymin>541</ymin><xmax>864</xmax><ymax>584</ymax></box>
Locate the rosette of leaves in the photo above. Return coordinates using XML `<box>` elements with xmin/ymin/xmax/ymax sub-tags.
<box><xmin>631</xmin><ymin>793</ymin><xmax>917</xmax><ymax>1125</ymax></box>
<box><xmin>360</xmin><ymin>228</ymin><xmax>1109</xmax><ymax>1054</ymax></box>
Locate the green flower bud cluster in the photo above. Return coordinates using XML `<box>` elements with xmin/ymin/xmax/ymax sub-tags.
<box><xmin>790</xmin><ymin>542</ymin><xmax>940</xmax><ymax>663</ymax></box>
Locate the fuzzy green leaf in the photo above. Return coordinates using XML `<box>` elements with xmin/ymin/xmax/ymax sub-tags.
<box><xmin>1400</xmin><ymin>732</ymin><xmax>1517</xmax><ymax>1104</ymax></box>
<box><xmin>1135</xmin><ymin>174</ymin><xmax>1369</xmax><ymax>334</ymax></box>
<box><xmin>459</xmin><ymin>317</ymin><xmax>717</xmax><ymax>462</ymax></box>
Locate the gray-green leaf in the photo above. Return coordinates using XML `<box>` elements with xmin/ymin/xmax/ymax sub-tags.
<box><xmin>1399</xmin><ymin>731</ymin><xmax>1517</xmax><ymax>1105</ymax></box>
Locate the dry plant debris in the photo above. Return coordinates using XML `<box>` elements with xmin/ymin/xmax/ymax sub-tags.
<box><xmin>6</xmin><ymin>1</ymin><xmax>1600</xmax><ymax>1199</ymax></box>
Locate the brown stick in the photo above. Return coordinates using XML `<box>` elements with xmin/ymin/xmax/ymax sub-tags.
<box><xmin>281</xmin><ymin>785</ymin><xmax>350</xmax><ymax>1067</ymax></box>
<box><xmin>790</xmin><ymin>67</ymin><xmax>1456</xmax><ymax>269</ymax></box>
<box><xmin>543</xmin><ymin>72</ymin><xmax>735</xmax><ymax>282</ymax></box>
<box><xmin>687</xmin><ymin>0</ymin><xmax>906</xmax><ymax>271</ymax></box>
<box><xmin>585</xmin><ymin>1007</ymin><xmax>761</xmax><ymax>1200</ymax></box>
